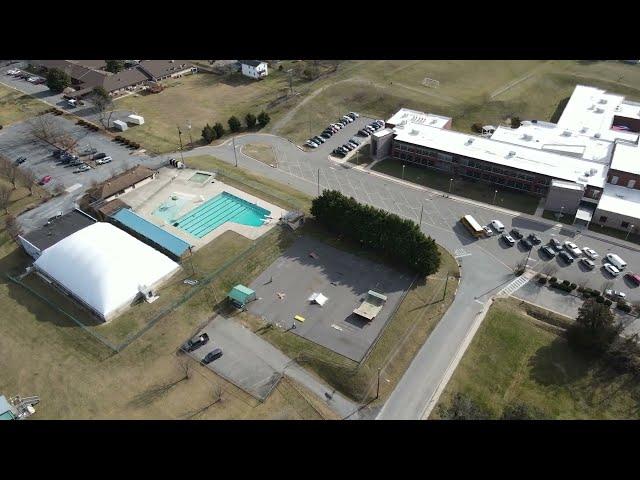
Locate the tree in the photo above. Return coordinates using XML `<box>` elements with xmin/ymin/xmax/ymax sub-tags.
<box><xmin>17</xmin><ymin>169</ymin><xmax>38</xmax><ymax>196</ymax></box>
<box><xmin>46</xmin><ymin>68</ymin><xmax>71</xmax><ymax>93</ymax></box>
<box><xmin>437</xmin><ymin>393</ymin><xmax>491</xmax><ymax>420</ymax></box>
<box><xmin>245</xmin><ymin>113</ymin><xmax>257</xmax><ymax>129</ymax></box>
<box><xmin>201</xmin><ymin>124</ymin><xmax>216</xmax><ymax>144</ymax></box>
<box><xmin>228</xmin><ymin>116</ymin><xmax>241</xmax><ymax>132</ymax></box>
<box><xmin>5</xmin><ymin>164</ymin><xmax>18</xmax><ymax>190</ymax></box>
<box><xmin>0</xmin><ymin>183</ymin><xmax>11</xmax><ymax>213</ymax></box>
<box><xmin>4</xmin><ymin>213</ymin><xmax>21</xmax><ymax>240</ymax></box>
<box><xmin>567</xmin><ymin>298</ymin><xmax>621</xmax><ymax>354</ymax></box>
<box><xmin>105</xmin><ymin>60</ymin><xmax>125</xmax><ymax>74</ymax></box>
<box><xmin>257</xmin><ymin>111</ymin><xmax>270</xmax><ymax>128</ymax></box>
<box><xmin>500</xmin><ymin>402</ymin><xmax>544</xmax><ymax>420</ymax></box>
<box><xmin>89</xmin><ymin>86</ymin><xmax>114</xmax><ymax>128</ymax></box>
<box><xmin>213</xmin><ymin>122</ymin><xmax>225</xmax><ymax>138</ymax></box>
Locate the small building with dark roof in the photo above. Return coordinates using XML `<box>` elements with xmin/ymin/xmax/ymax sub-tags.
<box><xmin>18</xmin><ymin>208</ymin><xmax>97</xmax><ymax>260</ymax></box>
<box><xmin>138</xmin><ymin>60</ymin><xmax>197</xmax><ymax>81</ymax></box>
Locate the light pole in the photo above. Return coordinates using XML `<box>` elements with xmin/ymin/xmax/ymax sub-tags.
<box><xmin>176</xmin><ymin>125</ymin><xmax>184</xmax><ymax>163</ymax></box>
<box><xmin>493</xmin><ymin>189</ymin><xmax>498</xmax><ymax>204</ymax></box>
<box><xmin>186</xmin><ymin>120</ymin><xmax>193</xmax><ymax>147</ymax></box>
<box><xmin>419</xmin><ymin>204</ymin><xmax>424</xmax><ymax>226</ymax></box>
<box><xmin>557</xmin><ymin>205</ymin><xmax>564</xmax><ymax>222</ymax></box>
<box><xmin>626</xmin><ymin>224</ymin><xmax>635</xmax><ymax>241</ymax></box>
<box><xmin>449</xmin><ymin>178</ymin><xmax>454</xmax><ymax>193</ymax></box>
<box><xmin>376</xmin><ymin>367</ymin><xmax>381</xmax><ymax>399</ymax></box>
<box><xmin>232</xmin><ymin>136</ymin><xmax>238</xmax><ymax>167</ymax></box>
<box><xmin>402</xmin><ymin>164</ymin><xmax>405</xmax><ymax>180</ymax></box>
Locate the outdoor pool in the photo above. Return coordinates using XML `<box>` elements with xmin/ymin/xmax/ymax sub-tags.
<box><xmin>152</xmin><ymin>195</ymin><xmax>191</xmax><ymax>223</ymax></box>
<box><xmin>172</xmin><ymin>192</ymin><xmax>271</xmax><ymax>238</ymax></box>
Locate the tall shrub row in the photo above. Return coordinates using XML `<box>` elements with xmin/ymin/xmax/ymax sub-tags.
<box><xmin>311</xmin><ymin>190</ymin><xmax>441</xmax><ymax>276</ymax></box>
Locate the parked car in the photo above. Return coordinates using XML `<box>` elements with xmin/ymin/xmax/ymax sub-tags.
<box><xmin>490</xmin><ymin>220</ymin><xmax>505</xmax><ymax>232</ymax></box>
<box><xmin>52</xmin><ymin>149</ymin><xmax>64</xmax><ymax>158</ymax></box>
<box><xmin>605</xmin><ymin>253</ymin><xmax>627</xmax><ymax>270</ymax></box>
<box><xmin>350</xmin><ymin>137</ymin><xmax>361</xmax><ymax>145</ymax></box>
<box><xmin>312</xmin><ymin>136</ymin><xmax>325</xmax><ymax>144</ymax></box>
<box><xmin>202</xmin><ymin>348</ymin><xmax>223</xmax><ymax>364</ymax></box>
<box><xmin>14</xmin><ymin>156</ymin><xmax>26</xmax><ymax>165</ymax></box>
<box><xmin>347</xmin><ymin>140</ymin><xmax>359</xmax><ymax>148</ymax></box>
<box><xmin>74</xmin><ymin>164</ymin><xmax>91</xmax><ymax>173</ymax></box>
<box><xmin>181</xmin><ymin>333</ymin><xmax>210</xmax><ymax>352</ymax></box>
<box><xmin>483</xmin><ymin>226</ymin><xmax>493</xmax><ymax>237</ymax></box>
<box><xmin>549</xmin><ymin>238</ymin><xmax>562</xmax><ymax>251</ymax></box>
<box><xmin>305</xmin><ymin>140</ymin><xmax>318</xmax><ymax>148</ymax></box>
<box><xmin>6</xmin><ymin>69</ymin><xmax>20</xmax><ymax>75</ymax></box>
<box><xmin>510</xmin><ymin>228</ymin><xmax>523</xmax><ymax>240</ymax></box>
<box><xmin>82</xmin><ymin>146</ymin><xmax>98</xmax><ymax>155</ymax></box>
<box><xmin>333</xmin><ymin>149</ymin><xmax>345</xmax><ymax>158</ymax></box>
<box><xmin>358</xmin><ymin>129</ymin><xmax>371</xmax><ymax>137</ymax></box>
<box><xmin>563</xmin><ymin>241</ymin><xmax>582</xmax><ymax>257</ymax></box>
<box><xmin>93</xmin><ymin>152</ymin><xmax>108</xmax><ymax>160</ymax></box>
<box><xmin>343</xmin><ymin>143</ymin><xmax>355</xmax><ymax>151</ymax></box>
<box><xmin>39</xmin><ymin>175</ymin><xmax>52</xmax><ymax>185</ymax></box>
<box><xmin>605</xmin><ymin>289</ymin><xmax>626</xmax><ymax>300</ymax></box>
<box><xmin>579</xmin><ymin>258</ymin><xmax>596</xmax><ymax>270</ymax></box>
<box><xmin>520</xmin><ymin>238</ymin><xmax>533</xmax><ymax>250</ymax></box>
<box><xmin>624</xmin><ymin>272</ymin><xmax>640</xmax><ymax>286</ymax></box>
<box><xmin>603</xmin><ymin>263</ymin><xmax>621</xmax><ymax>277</ymax></box>
<box><xmin>27</xmin><ymin>76</ymin><xmax>39</xmax><ymax>83</ymax></box>
<box><xmin>582</xmin><ymin>247</ymin><xmax>598</xmax><ymax>260</ymax></box>
<box><xmin>95</xmin><ymin>156</ymin><xmax>112</xmax><ymax>165</ymax></box>
<box><xmin>34</xmin><ymin>78</ymin><xmax>46</xmax><ymax>85</ymax></box>
<box><xmin>321</xmin><ymin>132</ymin><xmax>332</xmax><ymax>139</ymax></box>
<box><xmin>502</xmin><ymin>234</ymin><xmax>515</xmax><ymax>246</ymax></box>
<box><xmin>558</xmin><ymin>251</ymin><xmax>574</xmax><ymax>264</ymax></box>
<box><xmin>348</xmin><ymin>111</ymin><xmax>360</xmax><ymax>118</ymax></box>
<box><xmin>540</xmin><ymin>246</ymin><xmax>556</xmax><ymax>258</ymax></box>
<box><xmin>528</xmin><ymin>233</ymin><xmax>542</xmax><ymax>245</ymax></box>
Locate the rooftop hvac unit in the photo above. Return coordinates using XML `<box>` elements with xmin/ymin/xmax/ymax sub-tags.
<box><xmin>580</xmin><ymin>127</ymin><xmax>588</xmax><ymax>133</ymax></box>
<box><xmin>506</xmin><ymin>151</ymin><xmax>516</xmax><ymax>158</ymax></box>
<box><xmin>465</xmin><ymin>138</ymin><xmax>474</xmax><ymax>145</ymax></box>
<box><xmin>562</xmin><ymin>130</ymin><xmax>572</xmax><ymax>137</ymax></box>
<box><xmin>578</xmin><ymin>176</ymin><xmax>589</xmax><ymax>183</ymax></box>
<box><xmin>599</xmin><ymin>98</ymin><xmax>608</xmax><ymax>104</ymax></box>
<box><xmin>594</xmin><ymin>133</ymin><xmax>601</xmax><ymax>138</ymax></box>
<box><xmin>590</xmin><ymin>168</ymin><xmax>597</xmax><ymax>175</ymax></box>
<box><xmin>521</xmin><ymin>134</ymin><xmax>533</xmax><ymax>141</ymax></box>
<box><xmin>595</xmin><ymin>108</ymin><xmax>604</xmax><ymax>114</ymax></box>
<box><xmin>410</xmin><ymin>129</ymin><xmax>419</xmax><ymax>135</ymax></box>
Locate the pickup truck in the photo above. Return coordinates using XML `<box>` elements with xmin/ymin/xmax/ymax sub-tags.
<box><xmin>181</xmin><ymin>333</ymin><xmax>209</xmax><ymax>352</ymax></box>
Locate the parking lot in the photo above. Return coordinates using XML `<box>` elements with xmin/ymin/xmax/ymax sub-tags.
<box><xmin>246</xmin><ymin>236</ymin><xmax>413</xmax><ymax>362</ymax></box>
<box><xmin>303</xmin><ymin>114</ymin><xmax>375</xmax><ymax>156</ymax></box>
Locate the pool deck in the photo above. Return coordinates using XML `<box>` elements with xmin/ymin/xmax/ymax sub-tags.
<box><xmin>117</xmin><ymin>168</ymin><xmax>286</xmax><ymax>251</ymax></box>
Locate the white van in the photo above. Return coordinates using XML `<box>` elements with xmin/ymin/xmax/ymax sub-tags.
<box><xmin>490</xmin><ymin>220</ymin><xmax>505</xmax><ymax>232</ymax></box>
<box><xmin>606</xmin><ymin>253</ymin><xmax>627</xmax><ymax>270</ymax></box>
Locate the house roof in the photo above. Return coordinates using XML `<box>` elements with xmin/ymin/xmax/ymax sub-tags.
<box><xmin>138</xmin><ymin>60</ymin><xmax>193</xmax><ymax>79</ymax></box>
<box><xmin>98</xmin><ymin>198</ymin><xmax>130</xmax><ymax>217</ymax></box>
<box><xmin>89</xmin><ymin>165</ymin><xmax>155</xmax><ymax>201</ymax></box>
<box><xmin>596</xmin><ymin>183</ymin><xmax>640</xmax><ymax>219</ymax></box>
<box><xmin>239</xmin><ymin>60</ymin><xmax>265</xmax><ymax>67</ymax></box>
<box><xmin>102</xmin><ymin>67</ymin><xmax>149</xmax><ymax>91</ymax></box>
<box><xmin>70</xmin><ymin>60</ymin><xmax>107</xmax><ymax>70</ymax></box>
<box><xmin>21</xmin><ymin>209</ymin><xmax>96</xmax><ymax>251</ymax></box>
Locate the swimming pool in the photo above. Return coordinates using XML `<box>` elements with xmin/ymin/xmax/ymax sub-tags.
<box><xmin>152</xmin><ymin>195</ymin><xmax>191</xmax><ymax>223</ymax></box>
<box><xmin>173</xmin><ymin>192</ymin><xmax>271</xmax><ymax>238</ymax></box>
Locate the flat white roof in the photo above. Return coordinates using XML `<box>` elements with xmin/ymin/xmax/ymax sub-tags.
<box><xmin>597</xmin><ymin>183</ymin><xmax>640</xmax><ymax>219</ymax></box>
<box><xmin>373</xmin><ymin>128</ymin><xmax>393</xmax><ymax>138</ymax></box>
<box><xmin>491</xmin><ymin>124</ymin><xmax>614</xmax><ymax>164</ymax></box>
<box><xmin>610</xmin><ymin>141</ymin><xmax>640</xmax><ymax>175</ymax></box>
<box><xmin>392</xmin><ymin>122</ymin><xmax>607</xmax><ymax>188</ymax></box>
<box><xmin>34</xmin><ymin>223</ymin><xmax>180</xmax><ymax>320</ymax></box>
<box><xmin>551</xmin><ymin>179</ymin><xmax>584</xmax><ymax>191</ymax></box>
<box><xmin>386</xmin><ymin>108</ymin><xmax>450</xmax><ymax>129</ymax></box>
<box><xmin>556</xmin><ymin>85</ymin><xmax>639</xmax><ymax>143</ymax></box>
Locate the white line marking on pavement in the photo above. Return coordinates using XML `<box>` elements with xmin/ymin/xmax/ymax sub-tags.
<box><xmin>497</xmin><ymin>271</ymin><xmax>534</xmax><ymax>297</ymax></box>
<box><xmin>331</xmin><ymin>324</ymin><xmax>343</xmax><ymax>331</ymax></box>
<box><xmin>65</xmin><ymin>183</ymin><xmax>83</xmax><ymax>193</ymax></box>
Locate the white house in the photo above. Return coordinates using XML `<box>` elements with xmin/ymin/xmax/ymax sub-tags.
<box><xmin>240</xmin><ymin>60</ymin><xmax>268</xmax><ymax>80</ymax></box>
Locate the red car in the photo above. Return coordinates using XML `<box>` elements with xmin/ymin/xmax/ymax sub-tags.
<box><xmin>38</xmin><ymin>175</ymin><xmax>52</xmax><ymax>185</ymax></box>
<box><xmin>624</xmin><ymin>272</ymin><xmax>640</xmax><ymax>286</ymax></box>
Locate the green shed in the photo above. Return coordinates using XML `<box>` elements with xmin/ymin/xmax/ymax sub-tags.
<box><xmin>228</xmin><ymin>284</ymin><xmax>256</xmax><ymax>307</ymax></box>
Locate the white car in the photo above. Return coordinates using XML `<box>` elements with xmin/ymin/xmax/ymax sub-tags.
<box><xmin>73</xmin><ymin>164</ymin><xmax>91</xmax><ymax>173</ymax></box>
<box><xmin>604</xmin><ymin>263</ymin><xmax>621</xmax><ymax>277</ymax></box>
<box><xmin>582</xmin><ymin>247</ymin><xmax>598</xmax><ymax>260</ymax></box>
<box><xmin>305</xmin><ymin>140</ymin><xmax>318</xmax><ymax>148</ymax></box>
<box><xmin>7</xmin><ymin>69</ymin><xmax>20</xmax><ymax>75</ymax></box>
<box><xmin>27</xmin><ymin>76</ymin><xmax>39</xmax><ymax>83</ymax></box>
<box><xmin>95</xmin><ymin>156</ymin><xmax>112</xmax><ymax>165</ymax></box>
<box><xmin>579</xmin><ymin>258</ymin><xmax>595</xmax><ymax>270</ymax></box>
<box><xmin>349</xmin><ymin>112</ymin><xmax>360</xmax><ymax>118</ymax></box>
<box><xmin>483</xmin><ymin>226</ymin><xmax>493</xmax><ymax>236</ymax></box>
<box><xmin>502</xmin><ymin>234</ymin><xmax>515</xmax><ymax>246</ymax></box>
<box><xmin>605</xmin><ymin>289</ymin><xmax>626</xmax><ymax>300</ymax></box>
<box><xmin>563</xmin><ymin>241</ymin><xmax>582</xmax><ymax>257</ymax></box>
<box><xmin>490</xmin><ymin>220</ymin><xmax>505</xmax><ymax>232</ymax></box>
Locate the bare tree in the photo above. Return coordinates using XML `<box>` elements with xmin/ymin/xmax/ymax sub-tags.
<box><xmin>5</xmin><ymin>214</ymin><xmax>22</xmax><ymax>240</ymax></box>
<box><xmin>5</xmin><ymin>164</ymin><xmax>19</xmax><ymax>190</ymax></box>
<box><xmin>17</xmin><ymin>169</ymin><xmax>38</xmax><ymax>196</ymax></box>
<box><xmin>27</xmin><ymin>114</ymin><xmax>65</xmax><ymax>147</ymax></box>
<box><xmin>0</xmin><ymin>183</ymin><xmax>11</xmax><ymax>213</ymax></box>
<box><xmin>89</xmin><ymin>87</ymin><xmax>115</xmax><ymax>128</ymax></box>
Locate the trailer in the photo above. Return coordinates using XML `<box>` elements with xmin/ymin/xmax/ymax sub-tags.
<box><xmin>353</xmin><ymin>290</ymin><xmax>387</xmax><ymax>321</ymax></box>
<box><xmin>127</xmin><ymin>114</ymin><xmax>145</xmax><ymax>125</ymax></box>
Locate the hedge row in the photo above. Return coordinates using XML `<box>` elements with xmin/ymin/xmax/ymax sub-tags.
<box><xmin>113</xmin><ymin>136</ymin><xmax>140</xmax><ymax>149</ymax></box>
<box><xmin>76</xmin><ymin>118</ymin><xmax>100</xmax><ymax>131</ymax></box>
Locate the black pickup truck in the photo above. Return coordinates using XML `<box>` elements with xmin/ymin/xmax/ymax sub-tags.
<box><xmin>181</xmin><ymin>333</ymin><xmax>210</xmax><ymax>352</ymax></box>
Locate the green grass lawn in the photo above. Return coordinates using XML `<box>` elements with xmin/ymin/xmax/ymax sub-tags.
<box><xmin>0</xmin><ymin>84</ymin><xmax>48</xmax><ymax>126</ymax></box>
<box><xmin>433</xmin><ymin>297</ymin><xmax>640</xmax><ymax>419</ymax></box>
<box><xmin>372</xmin><ymin>159</ymin><xmax>540</xmax><ymax>215</ymax></box>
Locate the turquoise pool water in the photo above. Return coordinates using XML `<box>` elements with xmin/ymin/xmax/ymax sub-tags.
<box><xmin>152</xmin><ymin>196</ymin><xmax>191</xmax><ymax>223</ymax></box>
<box><xmin>173</xmin><ymin>191</ymin><xmax>271</xmax><ymax>238</ymax></box>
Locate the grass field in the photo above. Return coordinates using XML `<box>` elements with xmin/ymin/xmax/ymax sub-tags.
<box><xmin>433</xmin><ymin>297</ymin><xmax>640</xmax><ymax>419</ymax></box>
<box><xmin>241</xmin><ymin>143</ymin><xmax>277</xmax><ymax>166</ymax></box>
<box><xmin>0</xmin><ymin>84</ymin><xmax>48</xmax><ymax>126</ymax></box>
<box><xmin>372</xmin><ymin>159</ymin><xmax>540</xmax><ymax>215</ymax></box>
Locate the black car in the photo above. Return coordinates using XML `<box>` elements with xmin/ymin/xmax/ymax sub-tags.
<box><xmin>52</xmin><ymin>149</ymin><xmax>63</xmax><ymax>158</ymax></box>
<box><xmin>346</xmin><ymin>112</ymin><xmax>357</xmax><ymax>120</ymax></box>
<box><xmin>313</xmin><ymin>136</ymin><xmax>325</xmax><ymax>144</ymax></box>
<box><xmin>93</xmin><ymin>152</ymin><xmax>107</xmax><ymax>160</ymax></box>
<box><xmin>321</xmin><ymin>132</ymin><xmax>332</xmax><ymax>139</ymax></box>
<box><xmin>15</xmin><ymin>156</ymin><xmax>26</xmax><ymax>165</ymax></box>
<box><xmin>540</xmin><ymin>245</ymin><xmax>556</xmax><ymax>258</ymax></box>
<box><xmin>510</xmin><ymin>228</ymin><xmax>523</xmax><ymax>240</ymax></box>
<box><xmin>333</xmin><ymin>150</ymin><xmax>346</xmax><ymax>157</ymax></box>
<box><xmin>358</xmin><ymin>129</ymin><xmax>371</xmax><ymax>137</ymax></box>
<box><xmin>559</xmin><ymin>251</ymin><xmax>574</xmax><ymax>264</ymax></box>
<box><xmin>182</xmin><ymin>333</ymin><xmax>210</xmax><ymax>352</ymax></box>
<box><xmin>520</xmin><ymin>238</ymin><xmax>533</xmax><ymax>250</ymax></box>
<box><xmin>347</xmin><ymin>141</ymin><xmax>358</xmax><ymax>148</ymax></box>
<box><xmin>343</xmin><ymin>143</ymin><xmax>355</xmax><ymax>151</ymax></box>
<box><xmin>549</xmin><ymin>238</ymin><xmax>562</xmax><ymax>250</ymax></box>
<box><xmin>202</xmin><ymin>348</ymin><xmax>223</xmax><ymax>364</ymax></box>
<box><xmin>528</xmin><ymin>233</ymin><xmax>542</xmax><ymax>245</ymax></box>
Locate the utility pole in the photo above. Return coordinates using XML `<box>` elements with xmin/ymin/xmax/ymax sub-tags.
<box><xmin>317</xmin><ymin>168</ymin><xmax>320</xmax><ymax>196</ymax></box>
<box><xmin>187</xmin><ymin>120</ymin><xmax>193</xmax><ymax>148</ymax></box>
<box><xmin>177</xmin><ymin>125</ymin><xmax>184</xmax><ymax>163</ymax></box>
<box><xmin>626</xmin><ymin>224</ymin><xmax>635</xmax><ymax>241</ymax></box>
<box><xmin>376</xmin><ymin>367</ymin><xmax>381</xmax><ymax>399</ymax></box>
<box><xmin>493</xmin><ymin>189</ymin><xmax>498</xmax><ymax>204</ymax></box>
<box><xmin>402</xmin><ymin>164</ymin><xmax>405</xmax><ymax>180</ymax></box>
<box><xmin>449</xmin><ymin>178</ymin><xmax>454</xmax><ymax>193</ymax></box>
<box><xmin>419</xmin><ymin>204</ymin><xmax>424</xmax><ymax>226</ymax></box>
<box><xmin>232</xmin><ymin>136</ymin><xmax>238</xmax><ymax>167</ymax></box>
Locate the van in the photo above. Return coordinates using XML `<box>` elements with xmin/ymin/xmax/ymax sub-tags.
<box><xmin>606</xmin><ymin>253</ymin><xmax>627</xmax><ymax>270</ymax></box>
<box><xmin>490</xmin><ymin>220</ymin><xmax>505</xmax><ymax>232</ymax></box>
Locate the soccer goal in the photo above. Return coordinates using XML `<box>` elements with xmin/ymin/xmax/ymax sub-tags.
<box><xmin>422</xmin><ymin>77</ymin><xmax>440</xmax><ymax>88</ymax></box>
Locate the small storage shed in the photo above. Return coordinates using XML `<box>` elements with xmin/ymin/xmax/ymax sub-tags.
<box><xmin>113</xmin><ymin>119</ymin><xmax>128</xmax><ymax>131</ymax></box>
<box><xmin>127</xmin><ymin>114</ymin><xmax>145</xmax><ymax>125</ymax></box>
<box><xmin>228</xmin><ymin>284</ymin><xmax>256</xmax><ymax>307</ymax></box>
